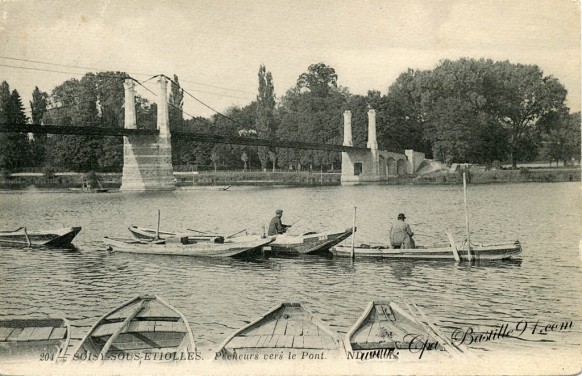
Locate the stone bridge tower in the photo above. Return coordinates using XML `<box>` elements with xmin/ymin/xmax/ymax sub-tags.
<box><xmin>120</xmin><ymin>77</ymin><xmax>175</xmax><ymax>191</ymax></box>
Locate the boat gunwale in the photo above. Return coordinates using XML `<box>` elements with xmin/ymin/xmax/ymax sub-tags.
<box><xmin>68</xmin><ymin>295</ymin><xmax>195</xmax><ymax>362</ymax></box>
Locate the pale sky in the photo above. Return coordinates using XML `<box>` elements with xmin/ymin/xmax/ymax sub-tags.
<box><xmin>0</xmin><ymin>0</ymin><xmax>580</xmax><ymax>119</ymax></box>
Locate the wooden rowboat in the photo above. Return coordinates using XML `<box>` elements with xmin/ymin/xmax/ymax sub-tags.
<box><xmin>70</xmin><ymin>295</ymin><xmax>195</xmax><ymax>362</ymax></box>
<box><xmin>331</xmin><ymin>240</ymin><xmax>521</xmax><ymax>261</ymax></box>
<box><xmin>0</xmin><ymin>318</ymin><xmax>70</xmax><ymax>362</ymax></box>
<box><xmin>128</xmin><ymin>225</ymin><xmax>226</xmax><ymax>243</ymax></box>
<box><xmin>103</xmin><ymin>235</ymin><xmax>274</xmax><ymax>258</ymax></box>
<box><xmin>0</xmin><ymin>226</ymin><xmax>82</xmax><ymax>247</ymax></box>
<box><xmin>267</xmin><ymin>228</ymin><xmax>355</xmax><ymax>255</ymax></box>
<box><xmin>345</xmin><ymin>301</ymin><xmax>464</xmax><ymax>360</ymax></box>
<box><xmin>215</xmin><ymin>303</ymin><xmax>343</xmax><ymax>360</ymax></box>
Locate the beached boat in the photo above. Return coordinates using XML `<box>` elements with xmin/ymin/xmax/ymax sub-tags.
<box><xmin>266</xmin><ymin>228</ymin><xmax>355</xmax><ymax>255</ymax></box>
<box><xmin>103</xmin><ymin>235</ymin><xmax>274</xmax><ymax>258</ymax></box>
<box><xmin>0</xmin><ymin>226</ymin><xmax>82</xmax><ymax>247</ymax></box>
<box><xmin>0</xmin><ymin>318</ymin><xmax>70</xmax><ymax>361</ymax></box>
<box><xmin>70</xmin><ymin>295</ymin><xmax>195</xmax><ymax>362</ymax></box>
<box><xmin>331</xmin><ymin>240</ymin><xmax>521</xmax><ymax>261</ymax></box>
<box><xmin>345</xmin><ymin>300</ymin><xmax>464</xmax><ymax>360</ymax></box>
<box><xmin>215</xmin><ymin>302</ymin><xmax>343</xmax><ymax>360</ymax></box>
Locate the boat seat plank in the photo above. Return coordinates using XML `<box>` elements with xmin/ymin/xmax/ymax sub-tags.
<box><xmin>302</xmin><ymin>335</ymin><xmax>323</xmax><ymax>349</ymax></box>
<box><xmin>108</xmin><ymin>333</ymin><xmax>184</xmax><ymax>351</ymax></box>
<box><xmin>226</xmin><ymin>336</ymin><xmax>246</xmax><ymax>349</ymax></box>
<box><xmin>128</xmin><ymin>321</ymin><xmax>154</xmax><ymax>333</ymax></box>
<box><xmin>0</xmin><ymin>327</ymin><xmax>15</xmax><ymax>341</ymax></box>
<box><xmin>7</xmin><ymin>328</ymin><xmax>23</xmax><ymax>341</ymax></box>
<box><xmin>302</xmin><ymin>322</ymin><xmax>319</xmax><ymax>336</ymax></box>
<box><xmin>256</xmin><ymin>335</ymin><xmax>272</xmax><ymax>348</ymax></box>
<box><xmin>16</xmin><ymin>327</ymin><xmax>36</xmax><ymax>341</ymax></box>
<box><xmin>108</xmin><ymin>305</ymin><xmax>139</xmax><ymax>320</ymax></box>
<box><xmin>241</xmin><ymin>335</ymin><xmax>262</xmax><ymax>348</ymax></box>
<box><xmin>273</xmin><ymin>319</ymin><xmax>288</xmax><ymax>335</ymax></box>
<box><xmin>155</xmin><ymin>321</ymin><xmax>184</xmax><ymax>332</ymax></box>
<box><xmin>28</xmin><ymin>326</ymin><xmax>54</xmax><ymax>341</ymax></box>
<box><xmin>267</xmin><ymin>335</ymin><xmax>280</xmax><ymax>348</ymax></box>
<box><xmin>93</xmin><ymin>322</ymin><xmax>124</xmax><ymax>337</ymax></box>
<box><xmin>142</xmin><ymin>305</ymin><xmax>176</xmax><ymax>319</ymax></box>
<box><xmin>284</xmin><ymin>320</ymin><xmax>303</xmax><ymax>336</ymax></box>
<box><xmin>274</xmin><ymin>335</ymin><xmax>294</xmax><ymax>348</ymax></box>
<box><xmin>292</xmin><ymin>335</ymin><xmax>304</xmax><ymax>348</ymax></box>
<box><xmin>249</xmin><ymin>319</ymin><xmax>277</xmax><ymax>336</ymax></box>
<box><xmin>49</xmin><ymin>327</ymin><xmax>67</xmax><ymax>340</ymax></box>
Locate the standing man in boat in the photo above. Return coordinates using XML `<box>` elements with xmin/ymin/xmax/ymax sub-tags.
<box><xmin>268</xmin><ymin>209</ymin><xmax>291</xmax><ymax>236</ymax></box>
<box><xmin>389</xmin><ymin>213</ymin><xmax>415</xmax><ymax>249</ymax></box>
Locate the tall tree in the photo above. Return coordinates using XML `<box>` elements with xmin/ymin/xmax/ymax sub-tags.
<box><xmin>0</xmin><ymin>88</ymin><xmax>31</xmax><ymax>170</ymax></box>
<box><xmin>29</xmin><ymin>86</ymin><xmax>49</xmax><ymax>167</ymax></box>
<box><xmin>541</xmin><ymin>111</ymin><xmax>581</xmax><ymax>166</ymax></box>
<box><xmin>296</xmin><ymin>63</ymin><xmax>338</xmax><ymax>97</ymax></box>
<box><xmin>256</xmin><ymin>65</ymin><xmax>277</xmax><ymax>170</ymax></box>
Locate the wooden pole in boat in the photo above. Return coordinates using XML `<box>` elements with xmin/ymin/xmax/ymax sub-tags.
<box><xmin>351</xmin><ymin>207</ymin><xmax>357</xmax><ymax>260</ymax></box>
<box><xmin>446</xmin><ymin>229</ymin><xmax>460</xmax><ymax>263</ymax></box>
<box><xmin>156</xmin><ymin>209</ymin><xmax>161</xmax><ymax>240</ymax></box>
<box><xmin>23</xmin><ymin>227</ymin><xmax>31</xmax><ymax>247</ymax></box>
<box><xmin>463</xmin><ymin>172</ymin><xmax>472</xmax><ymax>261</ymax></box>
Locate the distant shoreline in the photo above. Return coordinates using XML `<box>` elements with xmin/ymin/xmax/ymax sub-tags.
<box><xmin>0</xmin><ymin>166</ymin><xmax>579</xmax><ymax>191</ymax></box>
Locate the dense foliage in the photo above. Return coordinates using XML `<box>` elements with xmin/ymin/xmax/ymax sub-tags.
<box><xmin>0</xmin><ymin>57</ymin><xmax>578</xmax><ymax>173</ymax></box>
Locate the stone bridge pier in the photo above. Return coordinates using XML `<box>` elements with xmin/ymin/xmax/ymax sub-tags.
<box><xmin>341</xmin><ymin>109</ymin><xmax>425</xmax><ymax>185</ymax></box>
<box><xmin>120</xmin><ymin>77</ymin><xmax>175</xmax><ymax>191</ymax></box>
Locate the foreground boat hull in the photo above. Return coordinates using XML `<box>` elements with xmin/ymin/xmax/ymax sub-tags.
<box><xmin>215</xmin><ymin>302</ymin><xmax>343</xmax><ymax>361</ymax></box>
<box><xmin>69</xmin><ymin>295</ymin><xmax>195</xmax><ymax>362</ymax></box>
<box><xmin>0</xmin><ymin>318</ymin><xmax>70</xmax><ymax>362</ymax></box>
<box><xmin>104</xmin><ymin>236</ymin><xmax>274</xmax><ymax>257</ymax></box>
<box><xmin>268</xmin><ymin>228</ymin><xmax>355</xmax><ymax>255</ymax></box>
<box><xmin>346</xmin><ymin>301</ymin><xmax>464</xmax><ymax>360</ymax></box>
<box><xmin>331</xmin><ymin>241</ymin><xmax>521</xmax><ymax>260</ymax></box>
<box><xmin>0</xmin><ymin>227</ymin><xmax>82</xmax><ymax>247</ymax></box>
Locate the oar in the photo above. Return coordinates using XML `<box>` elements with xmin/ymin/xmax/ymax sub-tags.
<box><xmin>226</xmin><ymin>229</ymin><xmax>246</xmax><ymax>239</ymax></box>
<box><xmin>186</xmin><ymin>229</ymin><xmax>217</xmax><ymax>235</ymax></box>
<box><xmin>351</xmin><ymin>207</ymin><xmax>357</xmax><ymax>260</ymax></box>
<box><xmin>446</xmin><ymin>229</ymin><xmax>461</xmax><ymax>263</ymax></box>
<box><xmin>23</xmin><ymin>227</ymin><xmax>31</xmax><ymax>247</ymax></box>
<box><xmin>156</xmin><ymin>209</ymin><xmax>161</xmax><ymax>241</ymax></box>
<box><xmin>463</xmin><ymin>172</ymin><xmax>472</xmax><ymax>261</ymax></box>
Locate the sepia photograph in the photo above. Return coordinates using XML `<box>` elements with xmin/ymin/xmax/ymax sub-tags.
<box><xmin>0</xmin><ymin>0</ymin><xmax>580</xmax><ymax>375</ymax></box>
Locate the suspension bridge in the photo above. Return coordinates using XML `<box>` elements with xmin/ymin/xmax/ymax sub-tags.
<box><xmin>0</xmin><ymin>76</ymin><xmax>424</xmax><ymax>190</ymax></box>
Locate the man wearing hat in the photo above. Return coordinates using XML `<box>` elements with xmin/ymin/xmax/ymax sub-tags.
<box><xmin>268</xmin><ymin>209</ymin><xmax>291</xmax><ymax>236</ymax></box>
<box><xmin>389</xmin><ymin>213</ymin><xmax>415</xmax><ymax>249</ymax></box>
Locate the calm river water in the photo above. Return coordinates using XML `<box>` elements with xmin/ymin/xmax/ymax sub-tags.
<box><xmin>1</xmin><ymin>182</ymin><xmax>581</xmax><ymax>362</ymax></box>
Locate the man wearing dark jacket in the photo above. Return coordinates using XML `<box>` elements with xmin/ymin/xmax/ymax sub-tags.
<box><xmin>268</xmin><ymin>209</ymin><xmax>291</xmax><ymax>236</ymax></box>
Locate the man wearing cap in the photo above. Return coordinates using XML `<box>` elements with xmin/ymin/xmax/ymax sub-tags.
<box><xmin>389</xmin><ymin>213</ymin><xmax>415</xmax><ymax>249</ymax></box>
<box><xmin>268</xmin><ymin>209</ymin><xmax>291</xmax><ymax>236</ymax></box>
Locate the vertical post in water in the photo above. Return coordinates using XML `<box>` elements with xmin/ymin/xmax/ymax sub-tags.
<box><xmin>156</xmin><ymin>209</ymin><xmax>161</xmax><ymax>241</ymax></box>
<box><xmin>463</xmin><ymin>172</ymin><xmax>472</xmax><ymax>261</ymax></box>
<box><xmin>351</xmin><ymin>207</ymin><xmax>357</xmax><ymax>260</ymax></box>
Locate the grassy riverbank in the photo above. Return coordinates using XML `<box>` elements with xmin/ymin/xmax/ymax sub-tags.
<box><xmin>0</xmin><ymin>167</ymin><xmax>579</xmax><ymax>190</ymax></box>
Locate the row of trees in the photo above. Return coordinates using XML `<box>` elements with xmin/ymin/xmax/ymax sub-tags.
<box><xmin>0</xmin><ymin>57</ymin><xmax>580</xmax><ymax>174</ymax></box>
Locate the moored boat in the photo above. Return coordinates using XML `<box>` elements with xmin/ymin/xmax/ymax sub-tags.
<box><xmin>69</xmin><ymin>295</ymin><xmax>195</xmax><ymax>362</ymax></box>
<box><xmin>0</xmin><ymin>226</ymin><xmax>82</xmax><ymax>247</ymax></box>
<box><xmin>0</xmin><ymin>318</ymin><xmax>70</xmax><ymax>362</ymax></box>
<box><xmin>267</xmin><ymin>228</ymin><xmax>355</xmax><ymax>255</ymax></box>
<box><xmin>331</xmin><ymin>240</ymin><xmax>521</xmax><ymax>261</ymax></box>
<box><xmin>345</xmin><ymin>300</ymin><xmax>465</xmax><ymax>360</ymax></box>
<box><xmin>103</xmin><ymin>235</ymin><xmax>274</xmax><ymax>258</ymax></box>
<box><xmin>128</xmin><ymin>225</ymin><xmax>225</xmax><ymax>243</ymax></box>
<box><xmin>215</xmin><ymin>302</ymin><xmax>343</xmax><ymax>361</ymax></box>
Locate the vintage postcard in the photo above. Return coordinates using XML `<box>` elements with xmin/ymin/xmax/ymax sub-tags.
<box><xmin>0</xmin><ymin>0</ymin><xmax>580</xmax><ymax>375</ymax></box>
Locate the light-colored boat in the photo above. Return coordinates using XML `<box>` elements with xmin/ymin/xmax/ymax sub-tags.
<box><xmin>69</xmin><ymin>295</ymin><xmax>195</xmax><ymax>362</ymax></box>
<box><xmin>0</xmin><ymin>318</ymin><xmax>70</xmax><ymax>362</ymax></box>
<box><xmin>331</xmin><ymin>240</ymin><xmax>521</xmax><ymax>261</ymax></box>
<box><xmin>345</xmin><ymin>300</ymin><xmax>465</xmax><ymax>360</ymax></box>
<box><xmin>103</xmin><ymin>235</ymin><xmax>275</xmax><ymax>258</ymax></box>
<box><xmin>267</xmin><ymin>228</ymin><xmax>355</xmax><ymax>255</ymax></box>
<box><xmin>0</xmin><ymin>226</ymin><xmax>82</xmax><ymax>247</ymax></box>
<box><xmin>215</xmin><ymin>302</ymin><xmax>343</xmax><ymax>360</ymax></box>
<box><xmin>128</xmin><ymin>225</ymin><xmax>226</xmax><ymax>243</ymax></box>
